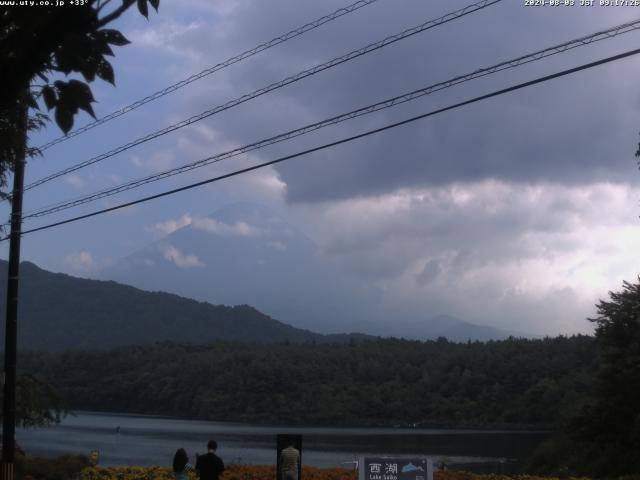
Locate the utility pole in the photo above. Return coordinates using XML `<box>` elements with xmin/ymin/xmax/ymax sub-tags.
<box><xmin>2</xmin><ymin>97</ymin><xmax>27</xmax><ymax>480</ymax></box>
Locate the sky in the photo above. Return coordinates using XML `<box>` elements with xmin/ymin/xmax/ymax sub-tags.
<box><xmin>3</xmin><ymin>0</ymin><xmax>640</xmax><ymax>336</ymax></box>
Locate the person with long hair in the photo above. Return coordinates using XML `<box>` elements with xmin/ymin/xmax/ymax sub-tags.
<box><xmin>173</xmin><ymin>448</ymin><xmax>193</xmax><ymax>480</ymax></box>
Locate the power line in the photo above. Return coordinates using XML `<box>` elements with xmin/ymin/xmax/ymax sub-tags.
<box><xmin>23</xmin><ymin>0</ymin><xmax>502</xmax><ymax>193</ymax></box>
<box><xmin>19</xmin><ymin>18</ymin><xmax>640</xmax><ymax>220</ymax></box>
<box><xmin>35</xmin><ymin>0</ymin><xmax>382</xmax><ymax>152</ymax></box>
<box><xmin>9</xmin><ymin>47</ymin><xmax>640</xmax><ymax>241</ymax></box>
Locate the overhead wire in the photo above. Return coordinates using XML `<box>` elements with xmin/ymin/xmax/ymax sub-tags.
<box><xmin>35</xmin><ymin>0</ymin><xmax>383</xmax><ymax>152</ymax></box>
<box><xmin>18</xmin><ymin>18</ymin><xmax>640</xmax><ymax>221</ymax></box>
<box><xmin>7</xmin><ymin>46</ymin><xmax>640</xmax><ymax>241</ymax></box>
<box><xmin>22</xmin><ymin>0</ymin><xmax>503</xmax><ymax>193</ymax></box>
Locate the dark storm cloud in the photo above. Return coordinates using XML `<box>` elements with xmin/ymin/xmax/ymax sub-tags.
<box><xmin>143</xmin><ymin>0</ymin><xmax>640</xmax><ymax>203</ymax></box>
<box><xmin>17</xmin><ymin>0</ymin><xmax>640</xmax><ymax>338</ymax></box>
<box><xmin>416</xmin><ymin>259</ymin><xmax>440</xmax><ymax>286</ymax></box>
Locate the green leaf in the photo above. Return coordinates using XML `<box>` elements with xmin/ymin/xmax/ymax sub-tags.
<box><xmin>54</xmin><ymin>33</ymin><xmax>87</xmax><ymax>74</ymax></box>
<box><xmin>137</xmin><ymin>0</ymin><xmax>148</xmax><ymax>18</ymax></box>
<box><xmin>100</xmin><ymin>29</ymin><xmax>130</xmax><ymax>46</ymax></box>
<box><xmin>67</xmin><ymin>80</ymin><xmax>96</xmax><ymax>118</ymax></box>
<box><xmin>79</xmin><ymin>103</ymin><xmax>96</xmax><ymax>118</ymax></box>
<box><xmin>69</xmin><ymin>80</ymin><xmax>94</xmax><ymax>104</ymax></box>
<box><xmin>54</xmin><ymin>80</ymin><xmax>96</xmax><ymax>121</ymax></box>
<box><xmin>42</xmin><ymin>86</ymin><xmax>57</xmax><ymax>110</ymax></box>
<box><xmin>94</xmin><ymin>38</ymin><xmax>114</xmax><ymax>57</ymax></box>
<box><xmin>96</xmin><ymin>59</ymin><xmax>115</xmax><ymax>85</ymax></box>
<box><xmin>55</xmin><ymin>107</ymin><xmax>74</xmax><ymax>134</ymax></box>
<box><xmin>27</xmin><ymin>112</ymin><xmax>49</xmax><ymax>133</ymax></box>
<box><xmin>26</xmin><ymin>94</ymin><xmax>39</xmax><ymax>110</ymax></box>
<box><xmin>149</xmin><ymin>0</ymin><xmax>159</xmax><ymax>10</ymax></box>
<box><xmin>77</xmin><ymin>57</ymin><xmax>97</xmax><ymax>82</ymax></box>
<box><xmin>54</xmin><ymin>52</ymin><xmax>74</xmax><ymax>75</ymax></box>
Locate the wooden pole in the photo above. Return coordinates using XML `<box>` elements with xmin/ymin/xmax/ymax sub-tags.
<box><xmin>2</xmin><ymin>97</ymin><xmax>27</xmax><ymax>480</ymax></box>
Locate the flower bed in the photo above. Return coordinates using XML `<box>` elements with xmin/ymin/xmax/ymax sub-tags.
<box><xmin>78</xmin><ymin>465</ymin><xmax>594</xmax><ymax>480</ymax></box>
<box><xmin>79</xmin><ymin>464</ymin><xmax>356</xmax><ymax>480</ymax></box>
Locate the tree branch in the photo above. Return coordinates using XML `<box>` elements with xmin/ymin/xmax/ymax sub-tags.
<box><xmin>97</xmin><ymin>0</ymin><xmax>115</xmax><ymax>14</ymax></box>
<box><xmin>97</xmin><ymin>0</ymin><xmax>136</xmax><ymax>27</ymax></box>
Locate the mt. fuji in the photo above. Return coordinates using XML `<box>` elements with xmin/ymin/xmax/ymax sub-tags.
<box><xmin>99</xmin><ymin>202</ymin><xmax>521</xmax><ymax>340</ymax></box>
<box><xmin>100</xmin><ymin>203</ymin><xmax>373</xmax><ymax>333</ymax></box>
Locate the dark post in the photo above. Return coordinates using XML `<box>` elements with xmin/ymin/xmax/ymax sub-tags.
<box><xmin>276</xmin><ymin>434</ymin><xmax>302</xmax><ymax>480</ymax></box>
<box><xmin>2</xmin><ymin>98</ymin><xmax>27</xmax><ymax>480</ymax></box>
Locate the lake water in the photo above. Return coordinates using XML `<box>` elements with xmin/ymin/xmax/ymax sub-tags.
<box><xmin>17</xmin><ymin>412</ymin><xmax>548</xmax><ymax>471</ymax></box>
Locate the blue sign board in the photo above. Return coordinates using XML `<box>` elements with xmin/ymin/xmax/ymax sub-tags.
<box><xmin>359</xmin><ymin>457</ymin><xmax>432</xmax><ymax>480</ymax></box>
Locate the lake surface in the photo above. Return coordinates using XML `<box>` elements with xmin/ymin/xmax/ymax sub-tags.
<box><xmin>17</xmin><ymin>412</ymin><xmax>548</xmax><ymax>470</ymax></box>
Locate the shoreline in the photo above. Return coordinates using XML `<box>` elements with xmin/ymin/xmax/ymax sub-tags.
<box><xmin>69</xmin><ymin>410</ymin><xmax>553</xmax><ymax>433</ymax></box>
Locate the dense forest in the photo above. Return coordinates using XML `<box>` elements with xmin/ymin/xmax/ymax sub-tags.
<box><xmin>20</xmin><ymin>335</ymin><xmax>596</xmax><ymax>429</ymax></box>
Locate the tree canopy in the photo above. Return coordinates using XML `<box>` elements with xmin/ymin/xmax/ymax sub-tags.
<box><xmin>529</xmin><ymin>278</ymin><xmax>640</xmax><ymax>477</ymax></box>
<box><xmin>20</xmin><ymin>335</ymin><xmax>597</xmax><ymax>429</ymax></box>
<box><xmin>574</xmin><ymin>278</ymin><xmax>640</xmax><ymax>475</ymax></box>
<box><xmin>0</xmin><ymin>0</ymin><xmax>160</xmax><ymax>194</ymax></box>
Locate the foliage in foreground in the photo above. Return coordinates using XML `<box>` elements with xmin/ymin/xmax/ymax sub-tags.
<box><xmin>527</xmin><ymin>278</ymin><xmax>640</xmax><ymax>477</ymax></box>
<box><xmin>76</xmin><ymin>465</ymin><xmax>599</xmax><ymax>480</ymax></box>
<box><xmin>16</xmin><ymin>455</ymin><xmax>91</xmax><ymax>480</ymax></box>
<box><xmin>80</xmin><ymin>464</ymin><xmax>352</xmax><ymax>480</ymax></box>
<box><xmin>1</xmin><ymin>0</ymin><xmax>160</xmax><ymax>197</ymax></box>
<box><xmin>14</xmin><ymin>459</ymin><xmax>638</xmax><ymax>480</ymax></box>
<box><xmin>0</xmin><ymin>373</ymin><xmax>67</xmax><ymax>428</ymax></box>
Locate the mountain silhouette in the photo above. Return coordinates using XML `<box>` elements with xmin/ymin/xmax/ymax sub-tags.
<box><xmin>100</xmin><ymin>202</ymin><xmax>373</xmax><ymax>333</ymax></box>
<box><xmin>0</xmin><ymin>260</ymin><xmax>370</xmax><ymax>351</ymax></box>
<box><xmin>98</xmin><ymin>202</ymin><xmax>525</xmax><ymax>341</ymax></box>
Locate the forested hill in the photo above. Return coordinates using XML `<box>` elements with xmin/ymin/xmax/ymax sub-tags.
<box><xmin>0</xmin><ymin>261</ymin><xmax>369</xmax><ymax>350</ymax></box>
<box><xmin>21</xmin><ymin>335</ymin><xmax>597</xmax><ymax>428</ymax></box>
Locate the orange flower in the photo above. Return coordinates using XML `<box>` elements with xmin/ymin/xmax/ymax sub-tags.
<box><xmin>80</xmin><ymin>465</ymin><xmax>591</xmax><ymax>480</ymax></box>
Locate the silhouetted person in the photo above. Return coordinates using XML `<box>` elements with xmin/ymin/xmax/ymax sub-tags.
<box><xmin>173</xmin><ymin>448</ymin><xmax>193</xmax><ymax>480</ymax></box>
<box><xmin>195</xmin><ymin>439</ymin><xmax>225</xmax><ymax>480</ymax></box>
<box><xmin>279</xmin><ymin>441</ymin><xmax>300</xmax><ymax>480</ymax></box>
